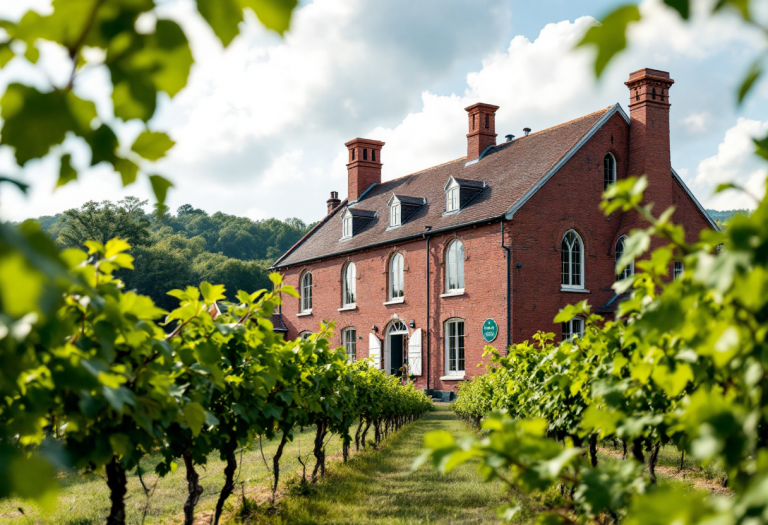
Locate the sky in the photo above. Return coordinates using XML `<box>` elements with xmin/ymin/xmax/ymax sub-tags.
<box><xmin>1</xmin><ymin>0</ymin><xmax>766</xmax><ymax>224</ymax></box>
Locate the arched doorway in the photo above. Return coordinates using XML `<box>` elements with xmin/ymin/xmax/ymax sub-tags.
<box><xmin>385</xmin><ymin>320</ymin><xmax>408</xmax><ymax>376</ymax></box>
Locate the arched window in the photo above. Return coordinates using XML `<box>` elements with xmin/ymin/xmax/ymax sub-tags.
<box><xmin>444</xmin><ymin>318</ymin><xmax>465</xmax><ymax>375</ymax></box>
<box><xmin>342</xmin><ymin>328</ymin><xmax>357</xmax><ymax>362</ymax></box>
<box><xmin>562</xmin><ymin>317</ymin><xmax>584</xmax><ymax>341</ymax></box>
<box><xmin>604</xmin><ymin>153</ymin><xmax>616</xmax><ymax>190</ymax></box>
<box><xmin>615</xmin><ymin>236</ymin><xmax>634</xmax><ymax>281</ymax></box>
<box><xmin>299</xmin><ymin>331</ymin><xmax>311</xmax><ymax>341</ymax></box>
<box><xmin>445</xmin><ymin>240</ymin><xmax>465</xmax><ymax>292</ymax></box>
<box><xmin>389</xmin><ymin>253</ymin><xmax>404</xmax><ymax>299</ymax></box>
<box><xmin>342</xmin><ymin>262</ymin><xmax>356</xmax><ymax>306</ymax></box>
<box><xmin>300</xmin><ymin>271</ymin><xmax>313</xmax><ymax>312</ymax></box>
<box><xmin>561</xmin><ymin>230</ymin><xmax>584</xmax><ymax>289</ymax></box>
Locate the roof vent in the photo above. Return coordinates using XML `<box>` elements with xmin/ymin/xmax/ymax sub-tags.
<box><xmin>523</xmin><ymin>127</ymin><xmax>531</xmax><ymax>136</ymax></box>
<box><xmin>505</xmin><ymin>134</ymin><xmax>514</xmax><ymax>142</ymax></box>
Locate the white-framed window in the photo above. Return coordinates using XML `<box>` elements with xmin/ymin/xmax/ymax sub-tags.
<box><xmin>445</xmin><ymin>240</ymin><xmax>465</xmax><ymax>292</ymax></box>
<box><xmin>300</xmin><ymin>271</ymin><xmax>313</xmax><ymax>312</ymax></box>
<box><xmin>390</xmin><ymin>202</ymin><xmax>401</xmax><ymax>227</ymax></box>
<box><xmin>674</xmin><ymin>261</ymin><xmax>685</xmax><ymax>280</ymax></box>
<box><xmin>342</xmin><ymin>211</ymin><xmax>353</xmax><ymax>238</ymax></box>
<box><xmin>342</xmin><ymin>328</ymin><xmax>357</xmax><ymax>362</ymax></box>
<box><xmin>562</xmin><ymin>317</ymin><xmax>584</xmax><ymax>341</ymax></box>
<box><xmin>446</xmin><ymin>186</ymin><xmax>460</xmax><ymax>213</ymax></box>
<box><xmin>604</xmin><ymin>153</ymin><xmax>616</xmax><ymax>190</ymax></box>
<box><xmin>615</xmin><ymin>235</ymin><xmax>634</xmax><ymax>281</ymax></box>
<box><xmin>445</xmin><ymin>318</ymin><xmax>465</xmax><ymax>375</ymax></box>
<box><xmin>342</xmin><ymin>262</ymin><xmax>356</xmax><ymax>306</ymax></box>
<box><xmin>561</xmin><ymin>230</ymin><xmax>584</xmax><ymax>289</ymax></box>
<box><xmin>389</xmin><ymin>252</ymin><xmax>404</xmax><ymax>299</ymax></box>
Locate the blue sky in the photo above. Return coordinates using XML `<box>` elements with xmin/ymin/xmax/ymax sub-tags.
<box><xmin>1</xmin><ymin>0</ymin><xmax>766</xmax><ymax>223</ymax></box>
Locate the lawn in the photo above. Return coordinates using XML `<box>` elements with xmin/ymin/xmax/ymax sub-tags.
<box><xmin>242</xmin><ymin>404</ymin><xmax>508</xmax><ymax>524</ymax></box>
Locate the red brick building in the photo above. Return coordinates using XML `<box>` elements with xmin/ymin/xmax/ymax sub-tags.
<box><xmin>272</xmin><ymin>69</ymin><xmax>716</xmax><ymax>397</ymax></box>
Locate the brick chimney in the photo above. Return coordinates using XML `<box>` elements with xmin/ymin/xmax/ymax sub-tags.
<box><xmin>346</xmin><ymin>138</ymin><xmax>384</xmax><ymax>202</ymax></box>
<box><xmin>465</xmin><ymin>103</ymin><xmax>499</xmax><ymax>162</ymax></box>
<box><xmin>625</xmin><ymin>69</ymin><xmax>675</xmax><ymax>208</ymax></box>
<box><xmin>326</xmin><ymin>191</ymin><xmax>341</xmax><ymax>215</ymax></box>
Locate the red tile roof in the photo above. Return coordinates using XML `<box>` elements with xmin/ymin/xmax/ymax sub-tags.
<box><xmin>274</xmin><ymin>106</ymin><xmax>615</xmax><ymax>268</ymax></box>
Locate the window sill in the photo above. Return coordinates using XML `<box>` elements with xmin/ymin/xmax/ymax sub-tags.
<box><xmin>441</xmin><ymin>289</ymin><xmax>465</xmax><ymax>298</ymax></box>
<box><xmin>383</xmin><ymin>297</ymin><xmax>405</xmax><ymax>306</ymax></box>
<box><xmin>561</xmin><ymin>287</ymin><xmax>590</xmax><ymax>293</ymax></box>
<box><xmin>296</xmin><ymin>311</ymin><xmax>313</xmax><ymax>317</ymax></box>
<box><xmin>440</xmin><ymin>373</ymin><xmax>466</xmax><ymax>381</ymax></box>
<box><xmin>338</xmin><ymin>305</ymin><xmax>357</xmax><ymax>312</ymax></box>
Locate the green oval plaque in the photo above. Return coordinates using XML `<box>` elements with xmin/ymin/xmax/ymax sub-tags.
<box><xmin>482</xmin><ymin>318</ymin><xmax>498</xmax><ymax>343</ymax></box>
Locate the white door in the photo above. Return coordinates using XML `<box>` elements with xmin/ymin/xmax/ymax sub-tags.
<box><xmin>407</xmin><ymin>328</ymin><xmax>422</xmax><ymax>376</ymax></box>
<box><xmin>368</xmin><ymin>333</ymin><xmax>381</xmax><ymax>368</ymax></box>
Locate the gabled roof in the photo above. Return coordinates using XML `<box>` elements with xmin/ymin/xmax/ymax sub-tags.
<box><xmin>274</xmin><ymin>105</ymin><xmax>621</xmax><ymax>268</ymax></box>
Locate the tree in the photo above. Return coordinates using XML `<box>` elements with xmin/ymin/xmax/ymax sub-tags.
<box><xmin>57</xmin><ymin>198</ymin><xmax>152</xmax><ymax>249</ymax></box>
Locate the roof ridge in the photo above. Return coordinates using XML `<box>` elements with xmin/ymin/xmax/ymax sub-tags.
<box><xmin>513</xmin><ymin>106</ymin><xmax>613</xmax><ymax>141</ymax></box>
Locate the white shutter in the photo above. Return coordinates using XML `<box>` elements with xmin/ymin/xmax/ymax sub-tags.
<box><xmin>407</xmin><ymin>328</ymin><xmax>422</xmax><ymax>376</ymax></box>
<box><xmin>368</xmin><ymin>333</ymin><xmax>381</xmax><ymax>369</ymax></box>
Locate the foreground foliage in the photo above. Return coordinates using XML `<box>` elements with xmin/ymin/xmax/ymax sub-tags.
<box><xmin>419</xmin><ymin>174</ymin><xmax>768</xmax><ymax>523</ymax></box>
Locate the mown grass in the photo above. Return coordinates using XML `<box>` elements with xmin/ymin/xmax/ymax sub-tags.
<box><xmin>0</xmin><ymin>425</ymin><xmax>343</xmax><ymax>524</ymax></box>
<box><xmin>239</xmin><ymin>404</ymin><xmax>508</xmax><ymax>525</ymax></box>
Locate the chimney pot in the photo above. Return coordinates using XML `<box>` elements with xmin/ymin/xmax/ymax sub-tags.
<box><xmin>464</xmin><ymin>102</ymin><xmax>499</xmax><ymax>161</ymax></box>
<box><xmin>326</xmin><ymin>190</ymin><xmax>341</xmax><ymax>215</ymax></box>
<box><xmin>505</xmin><ymin>134</ymin><xmax>514</xmax><ymax>142</ymax></box>
<box><xmin>345</xmin><ymin>138</ymin><xmax>384</xmax><ymax>202</ymax></box>
<box><xmin>523</xmin><ymin>127</ymin><xmax>531</xmax><ymax>136</ymax></box>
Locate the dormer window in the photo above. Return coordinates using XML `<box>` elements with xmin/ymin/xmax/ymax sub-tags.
<box><xmin>340</xmin><ymin>207</ymin><xmax>375</xmax><ymax>240</ymax></box>
<box><xmin>390</xmin><ymin>202</ymin><xmax>401</xmax><ymax>227</ymax></box>
<box><xmin>342</xmin><ymin>211</ymin><xmax>353</xmax><ymax>238</ymax></box>
<box><xmin>443</xmin><ymin>176</ymin><xmax>485</xmax><ymax>214</ymax></box>
<box><xmin>447</xmin><ymin>185</ymin><xmax>460</xmax><ymax>212</ymax></box>
<box><xmin>387</xmin><ymin>194</ymin><xmax>425</xmax><ymax>228</ymax></box>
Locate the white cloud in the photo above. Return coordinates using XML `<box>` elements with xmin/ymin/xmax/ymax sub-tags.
<box><xmin>687</xmin><ymin>118</ymin><xmax>768</xmax><ymax>210</ymax></box>
<box><xmin>1</xmin><ymin>0</ymin><xmax>766</xmax><ymax>225</ymax></box>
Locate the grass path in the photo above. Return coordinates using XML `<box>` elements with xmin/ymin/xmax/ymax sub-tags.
<box><xmin>249</xmin><ymin>405</ymin><xmax>507</xmax><ymax>524</ymax></box>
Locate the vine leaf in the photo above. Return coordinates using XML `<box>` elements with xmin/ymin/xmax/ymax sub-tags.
<box><xmin>577</xmin><ymin>5</ymin><xmax>642</xmax><ymax>77</ymax></box>
<box><xmin>131</xmin><ymin>131</ymin><xmax>176</xmax><ymax>161</ymax></box>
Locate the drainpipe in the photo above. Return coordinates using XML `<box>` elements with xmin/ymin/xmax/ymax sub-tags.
<box><xmin>423</xmin><ymin>226</ymin><xmax>432</xmax><ymax>392</ymax></box>
<box><xmin>500</xmin><ymin>220</ymin><xmax>511</xmax><ymax>352</ymax></box>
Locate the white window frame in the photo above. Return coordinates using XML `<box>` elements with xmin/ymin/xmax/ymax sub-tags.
<box><xmin>444</xmin><ymin>318</ymin><xmax>465</xmax><ymax>376</ymax></box>
<box><xmin>342</xmin><ymin>262</ymin><xmax>356</xmax><ymax>307</ymax></box>
<box><xmin>561</xmin><ymin>230</ymin><xmax>585</xmax><ymax>290</ymax></box>
<box><xmin>674</xmin><ymin>261</ymin><xmax>685</xmax><ymax>280</ymax></box>
<box><xmin>300</xmin><ymin>271</ymin><xmax>313</xmax><ymax>313</ymax></box>
<box><xmin>390</xmin><ymin>202</ymin><xmax>401</xmax><ymax>227</ymax></box>
<box><xmin>342</xmin><ymin>210</ymin><xmax>353</xmax><ymax>239</ymax></box>
<box><xmin>446</xmin><ymin>184</ymin><xmax>460</xmax><ymax>213</ymax></box>
<box><xmin>615</xmin><ymin>235</ymin><xmax>634</xmax><ymax>281</ymax></box>
<box><xmin>445</xmin><ymin>240</ymin><xmax>465</xmax><ymax>293</ymax></box>
<box><xmin>604</xmin><ymin>153</ymin><xmax>616</xmax><ymax>190</ymax></box>
<box><xmin>562</xmin><ymin>317</ymin><xmax>584</xmax><ymax>342</ymax></box>
<box><xmin>389</xmin><ymin>253</ymin><xmax>404</xmax><ymax>300</ymax></box>
<box><xmin>342</xmin><ymin>328</ymin><xmax>357</xmax><ymax>362</ymax></box>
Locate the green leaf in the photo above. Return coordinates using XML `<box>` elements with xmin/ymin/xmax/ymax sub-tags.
<box><xmin>577</xmin><ymin>5</ymin><xmax>642</xmax><ymax>77</ymax></box>
<box><xmin>184</xmin><ymin>402</ymin><xmax>207</xmax><ymax>437</ymax></box>
<box><xmin>9</xmin><ymin>456</ymin><xmax>58</xmax><ymax>507</ymax></box>
<box><xmin>131</xmin><ymin>130</ymin><xmax>175</xmax><ymax>161</ymax></box>
<box><xmin>663</xmin><ymin>0</ymin><xmax>690</xmax><ymax>18</ymax></box>
<box><xmin>109</xmin><ymin>434</ymin><xmax>132</xmax><ymax>457</ymax></box>
<box><xmin>149</xmin><ymin>174</ymin><xmax>173</xmax><ymax>205</ymax></box>
<box><xmin>0</xmin><ymin>84</ymin><xmax>96</xmax><ymax>165</ymax></box>
<box><xmin>0</xmin><ymin>252</ymin><xmax>44</xmax><ymax>317</ymax></box>
<box><xmin>239</xmin><ymin>0</ymin><xmax>298</xmax><ymax>36</ymax></box>
<box><xmin>200</xmin><ymin>282</ymin><xmax>226</xmax><ymax>304</ymax></box>
<box><xmin>102</xmin><ymin>386</ymin><xmax>136</xmax><ymax>412</ymax></box>
<box><xmin>755</xmin><ymin>134</ymin><xmax>768</xmax><ymax>162</ymax></box>
<box><xmin>197</xmin><ymin>0</ymin><xmax>243</xmax><ymax>46</ymax></box>
<box><xmin>57</xmin><ymin>153</ymin><xmax>77</xmax><ymax>188</ymax></box>
<box><xmin>0</xmin><ymin>42</ymin><xmax>15</xmax><ymax>67</ymax></box>
<box><xmin>24</xmin><ymin>43</ymin><xmax>39</xmax><ymax>64</ymax></box>
<box><xmin>737</xmin><ymin>59</ymin><xmax>762</xmax><ymax>105</ymax></box>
